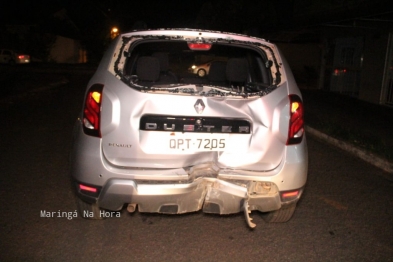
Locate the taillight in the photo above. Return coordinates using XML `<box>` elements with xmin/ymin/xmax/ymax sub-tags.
<box><xmin>83</xmin><ymin>84</ymin><xmax>103</xmax><ymax>137</ymax></box>
<box><xmin>287</xmin><ymin>94</ymin><xmax>304</xmax><ymax>145</ymax></box>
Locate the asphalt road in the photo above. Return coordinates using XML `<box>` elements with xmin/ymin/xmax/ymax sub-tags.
<box><xmin>0</xmin><ymin>68</ymin><xmax>392</xmax><ymax>261</ymax></box>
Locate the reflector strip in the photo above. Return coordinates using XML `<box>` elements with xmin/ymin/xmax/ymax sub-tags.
<box><xmin>79</xmin><ymin>184</ymin><xmax>97</xmax><ymax>193</ymax></box>
<box><xmin>282</xmin><ymin>191</ymin><xmax>299</xmax><ymax>198</ymax></box>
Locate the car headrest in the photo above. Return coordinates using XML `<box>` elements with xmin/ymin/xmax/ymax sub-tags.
<box><xmin>152</xmin><ymin>52</ymin><xmax>170</xmax><ymax>72</ymax></box>
<box><xmin>226</xmin><ymin>58</ymin><xmax>248</xmax><ymax>83</ymax></box>
<box><xmin>208</xmin><ymin>61</ymin><xmax>227</xmax><ymax>82</ymax></box>
<box><xmin>136</xmin><ymin>56</ymin><xmax>160</xmax><ymax>82</ymax></box>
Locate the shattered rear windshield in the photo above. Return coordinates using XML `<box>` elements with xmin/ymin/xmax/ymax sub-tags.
<box><xmin>115</xmin><ymin>38</ymin><xmax>279</xmax><ymax>97</ymax></box>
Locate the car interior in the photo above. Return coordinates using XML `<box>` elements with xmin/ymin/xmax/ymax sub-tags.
<box><xmin>123</xmin><ymin>40</ymin><xmax>273</xmax><ymax>89</ymax></box>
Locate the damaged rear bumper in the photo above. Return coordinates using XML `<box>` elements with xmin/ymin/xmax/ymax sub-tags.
<box><xmin>98</xmin><ymin>178</ymin><xmax>284</xmax><ymax>213</ymax></box>
<box><xmin>76</xmin><ymin>174</ymin><xmax>303</xmax><ymax>228</ymax></box>
<box><xmin>73</xmin><ymin>139</ymin><xmax>308</xmax><ymax>228</ymax></box>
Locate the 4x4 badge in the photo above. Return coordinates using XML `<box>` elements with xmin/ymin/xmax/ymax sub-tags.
<box><xmin>194</xmin><ymin>99</ymin><xmax>205</xmax><ymax>114</ymax></box>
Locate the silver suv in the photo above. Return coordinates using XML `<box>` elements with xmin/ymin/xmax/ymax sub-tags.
<box><xmin>70</xmin><ymin>29</ymin><xmax>308</xmax><ymax>228</ymax></box>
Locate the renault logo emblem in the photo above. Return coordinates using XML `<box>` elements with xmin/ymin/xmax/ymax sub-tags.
<box><xmin>194</xmin><ymin>99</ymin><xmax>205</xmax><ymax>114</ymax></box>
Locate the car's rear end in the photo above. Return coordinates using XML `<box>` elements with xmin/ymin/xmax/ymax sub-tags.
<box><xmin>70</xmin><ymin>29</ymin><xmax>307</xmax><ymax>227</ymax></box>
<box><xmin>14</xmin><ymin>52</ymin><xmax>30</xmax><ymax>64</ymax></box>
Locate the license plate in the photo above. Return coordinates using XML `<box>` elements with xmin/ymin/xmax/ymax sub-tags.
<box><xmin>140</xmin><ymin>132</ymin><xmax>230</xmax><ymax>154</ymax></box>
<box><xmin>169</xmin><ymin>137</ymin><xmax>226</xmax><ymax>151</ymax></box>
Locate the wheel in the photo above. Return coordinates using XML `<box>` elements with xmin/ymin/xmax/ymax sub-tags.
<box><xmin>76</xmin><ymin>197</ymin><xmax>104</xmax><ymax>219</ymax></box>
<box><xmin>261</xmin><ymin>204</ymin><xmax>296</xmax><ymax>223</ymax></box>
<box><xmin>197</xmin><ymin>69</ymin><xmax>206</xmax><ymax>77</ymax></box>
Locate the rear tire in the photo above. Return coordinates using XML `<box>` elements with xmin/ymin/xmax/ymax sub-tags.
<box><xmin>262</xmin><ymin>204</ymin><xmax>296</xmax><ymax>223</ymax></box>
<box><xmin>76</xmin><ymin>197</ymin><xmax>104</xmax><ymax>219</ymax></box>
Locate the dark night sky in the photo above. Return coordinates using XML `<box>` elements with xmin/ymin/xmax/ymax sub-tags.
<box><xmin>2</xmin><ymin>0</ymin><xmax>392</xmax><ymax>45</ymax></box>
<box><xmin>0</xmin><ymin>0</ymin><xmax>210</xmax><ymax>29</ymax></box>
<box><xmin>107</xmin><ymin>1</ymin><xmax>210</xmax><ymax>29</ymax></box>
<box><xmin>2</xmin><ymin>0</ymin><xmax>392</xmax><ymax>29</ymax></box>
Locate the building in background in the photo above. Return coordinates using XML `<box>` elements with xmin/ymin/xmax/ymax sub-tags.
<box><xmin>262</xmin><ymin>0</ymin><xmax>393</xmax><ymax>106</ymax></box>
<box><xmin>49</xmin><ymin>35</ymin><xmax>86</xmax><ymax>63</ymax></box>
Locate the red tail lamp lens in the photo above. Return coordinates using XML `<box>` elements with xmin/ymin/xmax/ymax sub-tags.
<box><xmin>188</xmin><ymin>43</ymin><xmax>212</xmax><ymax>50</ymax></box>
<box><xmin>287</xmin><ymin>94</ymin><xmax>304</xmax><ymax>145</ymax></box>
<box><xmin>83</xmin><ymin>84</ymin><xmax>103</xmax><ymax>137</ymax></box>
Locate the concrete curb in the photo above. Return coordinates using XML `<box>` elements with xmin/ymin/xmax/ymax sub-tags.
<box><xmin>306</xmin><ymin>126</ymin><xmax>393</xmax><ymax>177</ymax></box>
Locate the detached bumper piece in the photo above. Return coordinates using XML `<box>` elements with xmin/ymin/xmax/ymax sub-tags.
<box><xmin>96</xmin><ymin>176</ymin><xmax>285</xmax><ymax>228</ymax></box>
<box><xmin>243</xmin><ymin>200</ymin><xmax>256</xmax><ymax>228</ymax></box>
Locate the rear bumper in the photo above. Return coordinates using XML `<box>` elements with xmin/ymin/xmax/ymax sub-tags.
<box><xmin>75</xmin><ymin>174</ymin><xmax>303</xmax><ymax>215</ymax></box>
<box><xmin>105</xmin><ymin>177</ymin><xmax>287</xmax><ymax>213</ymax></box>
